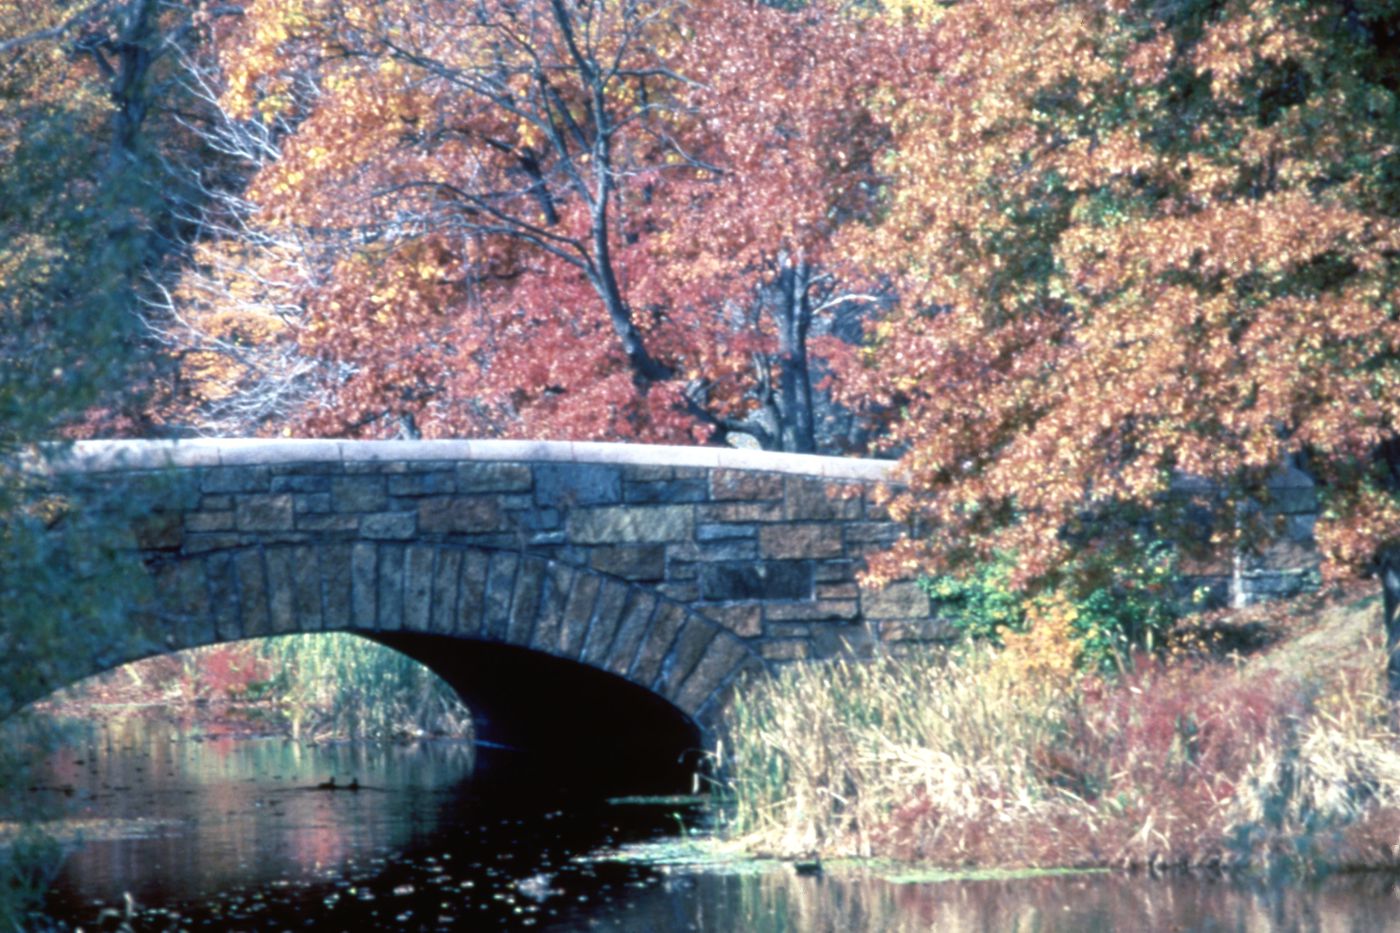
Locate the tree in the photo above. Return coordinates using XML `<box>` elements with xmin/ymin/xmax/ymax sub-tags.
<box><xmin>1</xmin><ymin>1</ymin><xmax>220</xmax><ymax>920</ymax></box>
<box><xmin>842</xmin><ymin>0</ymin><xmax>1400</xmax><ymax>677</ymax></box>
<box><xmin>195</xmin><ymin>0</ymin><xmax>905</xmax><ymax>448</ymax></box>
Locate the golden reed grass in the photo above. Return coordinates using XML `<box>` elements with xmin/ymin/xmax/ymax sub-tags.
<box><xmin>717</xmin><ymin>596</ymin><xmax>1400</xmax><ymax>872</ymax></box>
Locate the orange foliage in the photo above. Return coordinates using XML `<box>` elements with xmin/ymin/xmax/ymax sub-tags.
<box><xmin>837</xmin><ymin>0</ymin><xmax>1400</xmax><ymax>588</ymax></box>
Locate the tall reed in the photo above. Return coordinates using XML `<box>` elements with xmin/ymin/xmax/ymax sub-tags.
<box><xmin>719</xmin><ymin>647</ymin><xmax>1081</xmax><ymax>860</ymax></box>
<box><xmin>718</xmin><ymin>620</ymin><xmax>1400</xmax><ymax>871</ymax></box>
<box><xmin>257</xmin><ymin>633</ymin><xmax>472</xmax><ymax>742</ymax></box>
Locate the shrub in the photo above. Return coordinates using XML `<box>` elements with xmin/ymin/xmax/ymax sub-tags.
<box><xmin>921</xmin><ymin>539</ymin><xmax>1182</xmax><ymax>671</ymax></box>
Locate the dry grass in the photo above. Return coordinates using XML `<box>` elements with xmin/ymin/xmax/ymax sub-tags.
<box><xmin>717</xmin><ymin>587</ymin><xmax>1400</xmax><ymax>873</ymax></box>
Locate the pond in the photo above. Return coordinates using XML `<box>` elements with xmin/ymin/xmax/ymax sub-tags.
<box><xmin>19</xmin><ymin>718</ymin><xmax>1400</xmax><ymax>931</ymax></box>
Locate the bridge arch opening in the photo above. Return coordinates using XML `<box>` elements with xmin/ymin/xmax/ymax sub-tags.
<box><xmin>34</xmin><ymin>626</ymin><xmax>707</xmax><ymax>795</ymax></box>
<box><xmin>371</xmin><ymin>633</ymin><xmax>703</xmax><ymax>793</ymax></box>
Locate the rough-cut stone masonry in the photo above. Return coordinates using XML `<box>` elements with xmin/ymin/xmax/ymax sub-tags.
<box><xmin>49</xmin><ymin>439</ymin><xmax>934</xmax><ymax>732</ymax></box>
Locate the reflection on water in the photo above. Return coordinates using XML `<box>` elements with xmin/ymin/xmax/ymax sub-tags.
<box><xmin>38</xmin><ymin>717</ymin><xmax>475</xmax><ymax>901</ymax></box>
<box><xmin>563</xmin><ymin>863</ymin><xmax>1400</xmax><ymax>932</ymax></box>
<box><xmin>24</xmin><ymin>717</ymin><xmax>1400</xmax><ymax>931</ymax></box>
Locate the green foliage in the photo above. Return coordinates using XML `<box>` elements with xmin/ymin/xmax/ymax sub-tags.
<box><xmin>922</xmin><ymin>540</ymin><xmax>1183</xmax><ymax>671</ymax></box>
<box><xmin>257</xmin><ymin>634</ymin><xmax>472</xmax><ymax>741</ymax></box>
<box><xmin>0</xmin><ymin>823</ymin><xmax>62</xmax><ymax>933</ymax></box>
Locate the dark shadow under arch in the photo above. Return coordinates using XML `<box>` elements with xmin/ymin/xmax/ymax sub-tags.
<box><xmin>372</xmin><ymin>633</ymin><xmax>703</xmax><ymax>794</ymax></box>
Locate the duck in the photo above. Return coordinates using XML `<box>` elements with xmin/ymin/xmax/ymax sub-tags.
<box><xmin>315</xmin><ymin>777</ymin><xmax>336</xmax><ymax>790</ymax></box>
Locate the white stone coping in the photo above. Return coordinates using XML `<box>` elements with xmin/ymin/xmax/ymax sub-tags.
<box><xmin>52</xmin><ymin>439</ymin><xmax>898</xmax><ymax>482</ymax></box>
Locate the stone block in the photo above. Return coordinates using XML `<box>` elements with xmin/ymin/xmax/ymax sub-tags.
<box><xmin>184</xmin><ymin>511</ymin><xmax>234</xmax><ymax>534</ymax></box>
<box><xmin>814</xmin><ymin>560</ymin><xmax>858</xmax><ymax>583</ymax></box>
<box><xmin>528</xmin><ymin>562</ymin><xmax>574</xmax><ymax>651</ymax></box>
<box><xmin>604</xmin><ymin>591</ymin><xmax>658</xmax><ymax>677</ymax></box>
<box><xmin>764</xmin><ymin>599</ymin><xmax>858</xmax><ymax>622</ymax></box>
<box><xmin>455</xmin><ymin>550</ymin><xmax>490</xmax><ymax>637</ymax></box>
<box><xmin>202</xmin><ymin>467</ymin><xmax>270</xmax><ymax>494</ymax></box>
<box><xmin>760</xmin><ymin>640</ymin><xmax>810</xmax><ymax>661</ymax></box>
<box><xmin>812</xmin><ymin>623</ymin><xmax>877</xmax><ymax>659</ymax></box>
<box><xmin>295</xmin><ymin>513</ymin><xmax>359</xmax><ymax>533</ymax></box>
<box><xmin>817</xmin><ymin>582</ymin><xmax>860</xmax><ymax>599</ymax></box>
<box><xmin>568</xmin><ymin>505</ymin><xmax>694</xmax><ymax>544</ymax></box>
<box><xmin>351</xmin><ymin>543</ymin><xmax>377</xmax><ymax>629</ymax></box>
<box><xmin>389</xmin><ymin>471</ymin><xmax>455</xmax><ymax>497</ymax></box>
<box><xmin>580</xmin><ymin>581</ymin><xmax>631</xmax><ymax>667</ymax></box>
<box><xmin>197</xmin><ymin>552</ymin><xmax>238</xmax><ymax>642</ymax></box>
<box><xmin>534</xmin><ymin>463</ymin><xmax>622</xmax><ymax>506</ymax></box>
<box><xmin>236</xmin><ymin>494</ymin><xmax>295</xmax><ymax>532</ymax></box>
<box><xmin>403</xmin><ymin>545</ymin><xmax>437</xmax><ymax>631</ymax></box>
<box><xmin>710</xmin><ymin>470</ymin><xmax>784</xmax><ymax>501</ymax></box>
<box><xmin>585</xmin><ymin>545</ymin><xmax>663</xmax><ymax>581</ymax></box>
<box><xmin>237</xmin><ymin>549</ymin><xmax>270</xmax><ymax>637</ymax></box>
<box><xmin>624</xmin><ymin>464</ymin><xmax>676</xmax><ymax>482</ymax></box>
<box><xmin>179</xmin><ymin>533</ymin><xmax>248</xmax><ymax>555</ymax></box>
<box><xmin>157</xmin><ymin>560</ymin><xmax>211</xmax><ymax>647</ymax></box>
<box><xmin>361</xmin><ymin>511</ymin><xmax>416</xmax><ymax>540</ymax></box>
<box><xmin>429</xmin><ymin>549</ymin><xmax>461</xmax><ymax>634</ymax></box>
<box><xmin>558</xmin><ymin>574</ymin><xmax>600</xmax><ymax>657</ymax></box>
<box><xmin>696</xmin><ymin>501</ymin><xmax>784</xmax><ymax>523</ymax></box>
<box><xmin>293</xmin><ymin>493</ymin><xmax>333</xmax><ymax>514</ymax></box>
<box><xmin>376</xmin><ymin>544</ymin><xmax>406</xmax><ymax>630</ymax></box>
<box><xmin>482</xmin><ymin>552</ymin><xmax>520</xmax><ymax>641</ymax></box>
<box><xmin>456</xmin><ymin>462</ymin><xmax>533</xmax><ymax>493</ymax></box>
<box><xmin>699</xmin><ymin>561</ymin><xmax>812</xmax><ymax>601</ymax></box>
<box><xmin>290</xmin><ymin>545</ymin><xmax>323</xmax><ymax>630</ymax></box>
<box><xmin>844</xmin><ymin>522</ymin><xmax>900</xmax><ymax>546</ymax></box>
<box><xmin>201</xmin><ymin>495</ymin><xmax>233</xmax><ymax>511</ymax></box>
<box><xmin>264</xmin><ymin>549</ymin><xmax>298</xmax><ymax>634</ymax></box>
<box><xmin>332</xmin><ymin>476</ymin><xmax>388</xmax><ymax>512</ymax></box>
<box><xmin>658</xmin><ymin>581</ymin><xmax>700</xmax><ymax>602</ymax></box>
<box><xmin>502</xmin><ymin>558</ymin><xmax>545</xmax><ymax>645</ymax></box>
<box><xmin>785</xmin><ymin>477</ymin><xmax>861</xmax><ymax>521</ymax></box>
<box><xmin>672</xmin><ymin>637</ymin><xmax>749</xmax><ymax>714</ymax></box>
<box><xmin>696</xmin><ymin>523</ymin><xmax>757</xmax><ymax>542</ymax></box>
<box><xmin>322</xmin><ymin>545</ymin><xmax>353</xmax><ymax>629</ymax></box>
<box><xmin>271</xmin><ymin>474</ymin><xmax>331</xmax><ymax>494</ymax></box>
<box><xmin>1242</xmin><ymin>570</ymin><xmax>1316</xmax><ymax>598</ymax></box>
<box><xmin>703</xmin><ymin>604</ymin><xmax>762</xmax><ymax>638</ymax></box>
<box><xmin>417</xmin><ymin>497</ymin><xmax>509</xmax><ymax>534</ymax></box>
<box><xmin>623</xmin><ymin>478</ymin><xmax>708</xmax><ymax>504</ymax></box>
<box><xmin>759</xmin><ymin>523</ymin><xmax>844</xmax><ymax>559</ymax></box>
<box><xmin>862</xmin><ymin>581</ymin><xmax>930</xmax><ymax>619</ymax></box>
<box><xmin>668</xmin><ymin>540</ymin><xmax>758</xmax><ymax>562</ymax></box>
<box><xmin>654</xmin><ymin>617</ymin><xmax>717</xmax><ymax>696</ymax></box>
<box><xmin>878</xmin><ymin>619</ymin><xmax>952</xmax><ymax>642</ymax></box>
<box><xmin>631</xmin><ymin>602</ymin><xmax>688</xmax><ymax>686</ymax></box>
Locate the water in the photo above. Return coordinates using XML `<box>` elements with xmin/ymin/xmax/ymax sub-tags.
<box><xmin>21</xmin><ymin>718</ymin><xmax>1400</xmax><ymax>931</ymax></box>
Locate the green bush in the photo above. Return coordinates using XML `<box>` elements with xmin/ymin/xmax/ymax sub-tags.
<box><xmin>920</xmin><ymin>539</ymin><xmax>1182</xmax><ymax>671</ymax></box>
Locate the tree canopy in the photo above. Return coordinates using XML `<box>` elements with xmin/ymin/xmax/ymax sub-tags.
<box><xmin>834</xmin><ymin>0</ymin><xmax>1400</xmax><ymax>669</ymax></box>
<box><xmin>186</xmin><ymin>0</ymin><xmax>906</xmax><ymax>449</ymax></box>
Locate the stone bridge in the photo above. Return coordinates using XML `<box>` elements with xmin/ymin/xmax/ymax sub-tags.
<box><xmin>46</xmin><ymin>439</ymin><xmax>935</xmax><ymax>789</ymax></box>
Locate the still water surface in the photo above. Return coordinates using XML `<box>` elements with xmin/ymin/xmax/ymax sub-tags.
<box><xmin>27</xmin><ymin>719</ymin><xmax>1400</xmax><ymax>931</ymax></box>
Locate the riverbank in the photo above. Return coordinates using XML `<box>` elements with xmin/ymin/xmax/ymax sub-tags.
<box><xmin>717</xmin><ymin>585</ymin><xmax>1400</xmax><ymax>874</ymax></box>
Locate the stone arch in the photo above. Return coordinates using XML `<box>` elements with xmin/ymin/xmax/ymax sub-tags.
<box><xmin>139</xmin><ymin>542</ymin><xmax>765</xmax><ymax>764</ymax></box>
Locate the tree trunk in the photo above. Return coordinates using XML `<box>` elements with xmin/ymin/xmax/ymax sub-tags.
<box><xmin>1383</xmin><ymin>549</ymin><xmax>1400</xmax><ymax>701</ymax></box>
<box><xmin>773</xmin><ymin>256</ymin><xmax>816</xmax><ymax>453</ymax></box>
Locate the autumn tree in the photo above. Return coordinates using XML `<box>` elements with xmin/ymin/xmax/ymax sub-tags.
<box><xmin>843</xmin><ymin>0</ymin><xmax>1400</xmax><ymax>681</ymax></box>
<box><xmin>0</xmin><ymin>0</ymin><xmax>229</xmax><ymax>920</ymax></box>
<box><xmin>195</xmin><ymin>0</ymin><xmax>906</xmax><ymax>447</ymax></box>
